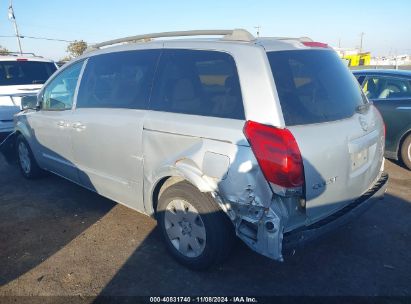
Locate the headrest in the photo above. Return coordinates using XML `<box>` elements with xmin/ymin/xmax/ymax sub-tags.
<box><xmin>172</xmin><ymin>78</ymin><xmax>196</xmax><ymax>101</ymax></box>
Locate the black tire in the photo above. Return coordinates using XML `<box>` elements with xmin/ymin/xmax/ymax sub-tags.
<box><xmin>400</xmin><ymin>134</ymin><xmax>411</xmax><ymax>170</ymax></box>
<box><xmin>157</xmin><ymin>181</ymin><xmax>235</xmax><ymax>270</ymax></box>
<box><xmin>16</xmin><ymin>134</ymin><xmax>43</xmax><ymax>179</ymax></box>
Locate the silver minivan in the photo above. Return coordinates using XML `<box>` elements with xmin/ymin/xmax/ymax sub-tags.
<box><xmin>3</xmin><ymin>29</ymin><xmax>388</xmax><ymax>269</ymax></box>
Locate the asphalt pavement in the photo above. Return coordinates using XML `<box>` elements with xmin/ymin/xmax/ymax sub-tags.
<box><xmin>0</xmin><ymin>155</ymin><xmax>410</xmax><ymax>298</ymax></box>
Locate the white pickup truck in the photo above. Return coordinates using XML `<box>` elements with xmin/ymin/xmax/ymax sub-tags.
<box><xmin>0</xmin><ymin>54</ymin><xmax>57</xmax><ymax>134</ymax></box>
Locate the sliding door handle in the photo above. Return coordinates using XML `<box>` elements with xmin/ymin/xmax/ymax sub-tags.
<box><xmin>72</xmin><ymin>122</ymin><xmax>86</xmax><ymax>131</ymax></box>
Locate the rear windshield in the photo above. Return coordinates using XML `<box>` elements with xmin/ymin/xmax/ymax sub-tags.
<box><xmin>267</xmin><ymin>50</ymin><xmax>365</xmax><ymax>126</ymax></box>
<box><xmin>0</xmin><ymin>61</ymin><xmax>57</xmax><ymax>86</ymax></box>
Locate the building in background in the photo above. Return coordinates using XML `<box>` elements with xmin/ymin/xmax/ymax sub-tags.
<box><xmin>333</xmin><ymin>47</ymin><xmax>371</xmax><ymax>67</ymax></box>
<box><xmin>370</xmin><ymin>55</ymin><xmax>411</xmax><ymax>66</ymax></box>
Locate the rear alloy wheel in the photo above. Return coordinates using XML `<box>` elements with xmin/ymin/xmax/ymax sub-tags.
<box><xmin>157</xmin><ymin>181</ymin><xmax>234</xmax><ymax>270</ymax></box>
<box><xmin>400</xmin><ymin>134</ymin><xmax>411</xmax><ymax>170</ymax></box>
<box><xmin>164</xmin><ymin>199</ymin><xmax>207</xmax><ymax>258</ymax></box>
<box><xmin>16</xmin><ymin>135</ymin><xmax>43</xmax><ymax>179</ymax></box>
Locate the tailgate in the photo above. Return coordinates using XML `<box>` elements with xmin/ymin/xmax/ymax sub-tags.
<box><xmin>289</xmin><ymin>106</ymin><xmax>385</xmax><ymax>223</ymax></box>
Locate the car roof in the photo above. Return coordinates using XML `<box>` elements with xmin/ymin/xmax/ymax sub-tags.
<box><xmin>352</xmin><ymin>69</ymin><xmax>411</xmax><ymax>78</ymax></box>
<box><xmin>0</xmin><ymin>55</ymin><xmax>54</xmax><ymax>63</ymax></box>
<box><xmin>81</xmin><ymin>37</ymin><xmax>329</xmax><ymax>61</ymax></box>
<box><xmin>81</xmin><ymin>29</ymin><xmax>330</xmax><ymax>59</ymax></box>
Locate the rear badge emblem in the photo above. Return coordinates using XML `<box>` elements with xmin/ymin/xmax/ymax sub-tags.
<box><xmin>359</xmin><ymin>116</ymin><xmax>368</xmax><ymax>132</ymax></box>
<box><xmin>312</xmin><ymin>176</ymin><xmax>338</xmax><ymax>190</ymax></box>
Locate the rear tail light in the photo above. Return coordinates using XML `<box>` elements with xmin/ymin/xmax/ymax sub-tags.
<box><xmin>243</xmin><ymin>121</ymin><xmax>304</xmax><ymax>195</ymax></box>
<box><xmin>302</xmin><ymin>41</ymin><xmax>329</xmax><ymax>48</ymax></box>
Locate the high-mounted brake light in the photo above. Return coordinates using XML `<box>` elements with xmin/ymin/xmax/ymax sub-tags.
<box><xmin>243</xmin><ymin>121</ymin><xmax>304</xmax><ymax>192</ymax></box>
<box><xmin>16</xmin><ymin>58</ymin><xmax>28</xmax><ymax>61</ymax></box>
<box><xmin>302</xmin><ymin>41</ymin><xmax>329</xmax><ymax>48</ymax></box>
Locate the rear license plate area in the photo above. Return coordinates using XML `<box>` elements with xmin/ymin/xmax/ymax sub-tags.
<box><xmin>351</xmin><ymin>148</ymin><xmax>369</xmax><ymax>170</ymax></box>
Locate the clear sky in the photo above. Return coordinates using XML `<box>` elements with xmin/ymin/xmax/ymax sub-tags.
<box><xmin>1</xmin><ymin>0</ymin><xmax>410</xmax><ymax>60</ymax></box>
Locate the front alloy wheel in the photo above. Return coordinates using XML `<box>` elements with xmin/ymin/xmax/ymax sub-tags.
<box><xmin>16</xmin><ymin>135</ymin><xmax>43</xmax><ymax>179</ymax></box>
<box><xmin>18</xmin><ymin>141</ymin><xmax>31</xmax><ymax>175</ymax></box>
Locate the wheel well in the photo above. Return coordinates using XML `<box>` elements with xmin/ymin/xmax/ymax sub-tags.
<box><xmin>398</xmin><ymin>130</ymin><xmax>411</xmax><ymax>160</ymax></box>
<box><xmin>14</xmin><ymin>131</ymin><xmax>23</xmax><ymax>144</ymax></box>
<box><xmin>152</xmin><ymin>176</ymin><xmax>185</xmax><ymax>218</ymax></box>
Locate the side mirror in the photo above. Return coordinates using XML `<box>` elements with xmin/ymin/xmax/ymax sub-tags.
<box><xmin>21</xmin><ymin>95</ymin><xmax>38</xmax><ymax>110</ymax></box>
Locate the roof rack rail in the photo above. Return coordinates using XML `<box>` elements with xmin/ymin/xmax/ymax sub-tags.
<box><xmin>274</xmin><ymin>37</ymin><xmax>313</xmax><ymax>42</ymax></box>
<box><xmin>88</xmin><ymin>29</ymin><xmax>255</xmax><ymax>51</ymax></box>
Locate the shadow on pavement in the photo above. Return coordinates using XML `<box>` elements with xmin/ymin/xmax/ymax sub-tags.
<box><xmin>95</xmin><ymin>192</ymin><xmax>411</xmax><ymax>297</ymax></box>
<box><xmin>0</xmin><ymin>155</ymin><xmax>115</xmax><ymax>286</ymax></box>
<box><xmin>0</xmin><ymin>147</ymin><xmax>410</xmax><ymax>296</ymax></box>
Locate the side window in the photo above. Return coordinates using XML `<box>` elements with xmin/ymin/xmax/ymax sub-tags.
<box><xmin>363</xmin><ymin>76</ymin><xmax>411</xmax><ymax>99</ymax></box>
<box><xmin>42</xmin><ymin>61</ymin><xmax>83</xmax><ymax>110</ymax></box>
<box><xmin>76</xmin><ymin>50</ymin><xmax>160</xmax><ymax>109</ymax></box>
<box><xmin>150</xmin><ymin>49</ymin><xmax>245</xmax><ymax>120</ymax></box>
<box><xmin>355</xmin><ymin>75</ymin><xmax>365</xmax><ymax>85</ymax></box>
<box><xmin>362</xmin><ymin>77</ymin><xmax>379</xmax><ymax>99</ymax></box>
<box><xmin>380</xmin><ymin>77</ymin><xmax>411</xmax><ymax>99</ymax></box>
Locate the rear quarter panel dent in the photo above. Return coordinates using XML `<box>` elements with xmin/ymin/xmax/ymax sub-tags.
<box><xmin>142</xmin><ymin>128</ymin><xmax>272</xmax><ymax>217</ymax></box>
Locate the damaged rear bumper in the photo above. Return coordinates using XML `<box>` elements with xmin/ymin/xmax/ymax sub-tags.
<box><xmin>283</xmin><ymin>172</ymin><xmax>389</xmax><ymax>251</ymax></box>
<box><xmin>232</xmin><ymin>172</ymin><xmax>388</xmax><ymax>262</ymax></box>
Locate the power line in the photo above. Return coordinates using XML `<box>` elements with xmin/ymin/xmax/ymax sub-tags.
<box><xmin>21</xmin><ymin>35</ymin><xmax>75</xmax><ymax>43</ymax></box>
<box><xmin>0</xmin><ymin>34</ymin><xmax>77</xmax><ymax>43</ymax></box>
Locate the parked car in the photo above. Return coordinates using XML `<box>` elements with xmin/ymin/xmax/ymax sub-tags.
<box><xmin>1</xmin><ymin>30</ymin><xmax>388</xmax><ymax>269</ymax></box>
<box><xmin>353</xmin><ymin>69</ymin><xmax>411</xmax><ymax>170</ymax></box>
<box><xmin>0</xmin><ymin>53</ymin><xmax>57</xmax><ymax>135</ymax></box>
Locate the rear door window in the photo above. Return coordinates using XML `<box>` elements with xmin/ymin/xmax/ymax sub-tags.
<box><xmin>76</xmin><ymin>50</ymin><xmax>160</xmax><ymax>109</ymax></box>
<box><xmin>0</xmin><ymin>61</ymin><xmax>56</xmax><ymax>86</ymax></box>
<box><xmin>362</xmin><ymin>76</ymin><xmax>411</xmax><ymax>99</ymax></box>
<box><xmin>267</xmin><ymin>50</ymin><xmax>366</xmax><ymax>126</ymax></box>
<box><xmin>150</xmin><ymin>49</ymin><xmax>245</xmax><ymax>120</ymax></box>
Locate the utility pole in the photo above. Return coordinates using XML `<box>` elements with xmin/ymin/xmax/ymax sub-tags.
<box><xmin>8</xmin><ymin>0</ymin><xmax>23</xmax><ymax>54</ymax></box>
<box><xmin>254</xmin><ymin>25</ymin><xmax>261</xmax><ymax>37</ymax></box>
<box><xmin>359</xmin><ymin>32</ymin><xmax>365</xmax><ymax>53</ymax></box>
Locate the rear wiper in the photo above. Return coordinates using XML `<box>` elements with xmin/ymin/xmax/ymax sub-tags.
<box><xmin>356</xmin><ymin>102</ymin><xmax>371</xmax><ymax>114</ymax></box>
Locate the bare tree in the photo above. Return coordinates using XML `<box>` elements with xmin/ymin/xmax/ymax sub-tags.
<box><xmin>0</xmin><ymin>45</ymin><xmax>10</xmax><ymax>55</ymax></box>
<box><xmin>58</xmin><ymin>55</ymin><xmax>72</xmax><ymax>63</ymax></box>
<box><xmin>66</xmin><ymin>40</ymin><xmax>87</xmax><ymax>58</ymax></box>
